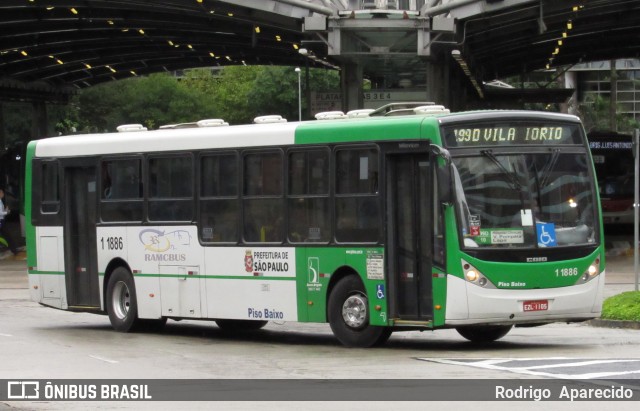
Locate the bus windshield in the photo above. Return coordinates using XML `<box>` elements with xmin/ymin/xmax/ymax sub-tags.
<box><xmin>453</xmin><ymin>151</ymin><xmax>598</xmax><ymax>249</ymax></box>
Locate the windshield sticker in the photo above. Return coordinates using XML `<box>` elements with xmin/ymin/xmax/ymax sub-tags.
<box><xmin>473</xmin><ymin>229</ymin><xmax>524</xmax><ymax>245</ymax></box>
<box><xmin>536</xmin><ymin>223</ymin><xmax>557</xmax><ymax>247</ymax></box>
<box><xmin>469</xmin><ymin>215</ymin><xmax>481</xmax><ymax>236</ymax></box>
<box><xmin>520</xmin><ymin>209</ymin><xmax>533</xmax><ymax>226</ymax></box>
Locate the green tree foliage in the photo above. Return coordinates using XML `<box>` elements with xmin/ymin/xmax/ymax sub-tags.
<box><xmin>45</xmin><ymin>66</ymin><xmax>341</xmax><ymax>132</ymax></box>
<box><xmin>578</xmin><ymin>94</ymin><xmax>640</xmax><ymax>133</ymax></box>
<box><xmin>72</xmin><ymin>72</ymin><xmax>217</xmax><ymax>132</ymax></box>
<box><xmin>210</xmin><ymin>66</ymin><xmax>262</xmax><ymax>125</ymax></box>
<box><xmin>248</xmin><ymin>66</ymin><xmax>340</xmax><ymax>121</ymax></box>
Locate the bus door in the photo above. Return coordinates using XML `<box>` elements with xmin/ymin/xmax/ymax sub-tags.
<box><xmin>386</xmin><ymin>154</ymin><xmax>433</xmax><ymax>321</ymax></box>
<box><xmin>63</xmin><ymin>165</ymin><xmax>100</xmax><ymax>309</ymax></box>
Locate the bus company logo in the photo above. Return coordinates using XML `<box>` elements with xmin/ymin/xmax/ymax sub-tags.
<box><xmin>307</xmin><ymin>257</ymin><xmax>322</xmax><ymax>291</ymax></box>
<box><xmin>139</xmin><ymin>229</ymin><xmax>190</xmax><ymax>262</ymax></box>
<box><xmin>245</xmin><ymin>250</ymin><xmax>254</xmax><ymax>273</ymax></box>
<box><xmin>7</xmin><ymin>381</ymin><xmax>40</xmax><ymax>399</ymax></box>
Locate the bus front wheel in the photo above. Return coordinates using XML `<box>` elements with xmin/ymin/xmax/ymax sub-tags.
<box><xmin>106</xmin><ymin>267</ymin><xmax>141</xmax><ymax>332</ymax></box>
<box><xmin>455</xmin><ymin>325</ymin><xmax>513</xmax><ymax>343</ymax></box>
<box><xmin>328</xmin><ymin>275</ymin><xmax>391</xmax><ymax>348</ymax></box>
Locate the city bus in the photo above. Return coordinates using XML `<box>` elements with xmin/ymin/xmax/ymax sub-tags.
<box><xmin>25</xmin><ymin>107</ymin><xmax>605</xmax><ymax>347</ymax></box>
<box><xmin>588</xmin><ymin>130</ymin><xmax>634</xmax><ymax>226</ymax></box>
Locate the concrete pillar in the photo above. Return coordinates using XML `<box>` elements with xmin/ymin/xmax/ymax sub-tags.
<box><xmin>31</xmin><ymin>101</ymin><xmax>48</xmax><ymax>140</ymax></box>
<box><xmin>425</xmin><ymin>60</ymin><xmax>448</xmax><ymax>106</ymax></box>
<box><xmin>341</xmin><ymin>62</ymin><xmax>364</xmax><ymax>112</ymax></box>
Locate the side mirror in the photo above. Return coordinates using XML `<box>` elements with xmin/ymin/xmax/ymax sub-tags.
<box><xmin>436</xmin><ymin>164</ymin><xmax>452</xmax><ymax>205</ymax></box>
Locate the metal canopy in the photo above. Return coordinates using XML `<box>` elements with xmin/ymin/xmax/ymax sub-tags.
<box><xmin>0</xmin><ymin>0</ymin><xmax>313</xmax><ymax>91</ymax></box>
<box><xmin>453</xmin><ymin>0</ymin><xmax>640</xmax><ymax>81</ymax></box>
<box><xmin>1</xmin><ymin>0</ymin><xmax>640</xmax><ymax>100</ymax></box>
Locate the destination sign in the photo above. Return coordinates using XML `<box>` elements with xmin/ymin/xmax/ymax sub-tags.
<box><xmin>442</xmin><ymin>123</ymin><xmax>583</xmax><ymax>147</ymax></box>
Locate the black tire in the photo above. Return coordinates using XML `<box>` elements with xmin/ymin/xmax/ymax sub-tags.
<box><xmin>215</xmin><ymin>319</ymin><xmax>268</xmax><ymax>331</ymax></box>
<box><xmin>106</xmin><ymin>267</ymin><xmax>141</xmax><ymax>332</ymax></box>
<box><xmin>455</xmin><ymin>325</ymin><xmax>513</xmax><ymax>343</ymax></box>
<box><xmin>328</xmin><ymin>275</ymin><xmax>390</xmax><ymax>348</ymax></box>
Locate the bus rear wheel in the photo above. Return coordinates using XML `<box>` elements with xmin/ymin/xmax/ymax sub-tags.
<box><xmin>455</xmin><ymin>325</ymin><xmax>513</xmax><ymax>343</ymax></box>
<box><xmin>215</xmin><ymin>319</ymin><xmax>268</xmax><ymax>331</ymax></box>
<box><xmin>106</xmin><ymin>267</ymin><xmax>141</xmax><ymax>332</ymax></box>
<box><xmin>328</xmin><ymin>275</ymin><xmax>391</xmax><ymax>348</ymax></box>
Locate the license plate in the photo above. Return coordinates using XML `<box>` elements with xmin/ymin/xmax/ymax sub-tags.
<box><xmin>523</xmin><ymin>300</ymin><xmax>548</xmax><ymax>312</ymax></box>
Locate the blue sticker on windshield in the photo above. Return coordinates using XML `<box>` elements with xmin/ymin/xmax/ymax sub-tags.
<box><xmin>536</xmin><ymin>223</ymin><xmax>557</xmax><ymax>247</ymax></box>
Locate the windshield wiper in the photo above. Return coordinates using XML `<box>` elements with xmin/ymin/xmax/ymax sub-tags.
<box><xmin>481</xmin><ymin>150</ymin><xmax>523</xmax><ymax>192</ymax></box>
<box><xmin>539</xmin><ymin>149</ymin><xmax>560</xmax><ymax>188</ymax></box>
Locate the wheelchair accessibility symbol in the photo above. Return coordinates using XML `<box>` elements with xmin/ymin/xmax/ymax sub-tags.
<box><xmin>536</xmin><ymin>223</ymin><xmax>557</xmax><ymax>247</ymax></box>
<box><xmin>376</xmin><ymin>284</ymin><xmax>385</xmax><ymax>299</ymax></box>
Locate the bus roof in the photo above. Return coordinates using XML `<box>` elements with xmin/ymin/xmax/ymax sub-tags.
<box><xmin>32</xmin><ymin>114</ymin><xmax>441</xmax><ymax>158</ymax></box>
<box><xmin>31</xmin><ymin>110</ymin><xmax>581</xmax><ymax>158</ymax></box>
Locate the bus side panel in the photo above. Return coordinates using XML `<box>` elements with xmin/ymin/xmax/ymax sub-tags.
<box><xmin>32</xmin><ymin>226</ymin><xmax>66</xmax><ymax>309</ymax></box>
<box><xmin>301</xmin><ymin>247</ymin><xmax>388</xmax><ymax>326</ymax></box>
<box><xmin>203</xmin><ymin>247</ymin><xmax>298</xmax><ymax>322</ymax></box>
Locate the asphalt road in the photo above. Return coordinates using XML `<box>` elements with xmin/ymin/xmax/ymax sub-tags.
<box><xmin>1</xmin><ymin>254</ymin><xmax>639</xmax><ymax>410</ymax></box>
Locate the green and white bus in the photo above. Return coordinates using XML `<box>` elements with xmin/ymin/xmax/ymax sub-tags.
<box><xmin>26</xmin><ymin>106</ymin><xmax>605</xmax><ymax>347</ymax></box>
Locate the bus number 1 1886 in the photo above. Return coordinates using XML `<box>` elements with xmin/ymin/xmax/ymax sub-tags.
<box><xmin>101</xmin><ymin>237</ymin><xmax>123</xmax><ymax>251</ymax></box>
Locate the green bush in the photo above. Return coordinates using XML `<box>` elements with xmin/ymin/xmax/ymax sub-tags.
<box><xmin>601</xmin><ymin>291</ymin><xmax>640</xmax><ymax>322</ymax></box>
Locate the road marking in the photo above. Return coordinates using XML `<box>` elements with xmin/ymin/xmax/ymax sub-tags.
<box><xmin>89</xmin><ymin>355</ymin><xmax>119</xmax><ymax>364</ymax></box>
<box><xmin>418</xmin><ymin>358</ymin><xmax>640</xmax><ymax>379</ymax></box>
<box><xmin>0</xmin><ymin>333</ymin><xmax>13</xmax><ymax>337</ymax></box>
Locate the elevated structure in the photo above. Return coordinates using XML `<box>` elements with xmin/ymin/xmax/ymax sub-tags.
<box><xmin>1</xmin><ymin>1</ymin><xmax>639</xmax><ymax>107</ymax></box>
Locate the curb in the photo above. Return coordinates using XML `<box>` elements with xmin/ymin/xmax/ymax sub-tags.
<box><xmin>588</xmin><ymin>319</ymin><xmax>640</xmax><ymax>330</ymax></box>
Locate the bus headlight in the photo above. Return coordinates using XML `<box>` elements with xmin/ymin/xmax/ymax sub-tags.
<box><xmin>461</xmin><ymin>260</ymin><xmax>496</xmax><ymax>288</ymax></box>
<box><xmin>578</xmin><ymin>257</ymin><xmax>601</xmax><ymax>284</ymax></box>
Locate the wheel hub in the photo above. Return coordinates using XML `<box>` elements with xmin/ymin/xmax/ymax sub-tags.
<box><xmin>112</xmin><ymin>281</ymin><xmax>131</xmax><ymax>320</ymax></box>
<box><xmin>341</xmin><ymin>293</ymin><xmax>367</xmax><ymax>328</ymax></box>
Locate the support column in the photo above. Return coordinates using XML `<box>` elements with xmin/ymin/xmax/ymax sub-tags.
<box><xmin>425</xmin><ymin>61</ymin><xmax>447</xmax><ymax>106</ymax></box>
<box><xmin>0</xmin><ymin>102</ymin><xmax>5</xmax><ymax>150</ymax></box>
<box><xmin>31</xmin><ymin>101</ymin><xmax>48</xmax><ymax>140</ymax></box>
<box><xmin>341</xmin><ymin>63</ymin><xmax>363</xmax><ymax>112</ymax></box>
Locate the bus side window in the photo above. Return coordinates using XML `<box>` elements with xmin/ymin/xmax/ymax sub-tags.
<box><xmin>148</xmin><ymin>155</ymin><xmax>193</xmax><ymax>222</ymax></box>
<box><xmin>288</xmin><ymin>149</ymin><xmax>331</xmax><ymax>243</ymax></box>
<box><xmin>335</xmin><ymin>147</ymin><xmax>380</xmax><ymax>243</ymax></box>
<box><xmin>41</xmin><ymin>161</ymin><xmax>60</xmax><ymax>214</ymax></box>
<box><xmin>100</xmin><ymin>158</ymin><xmax>143</xmax><ymax>222</ymax></box>
<box><xmin>242</xmin><ymin>151</ymin><xmax>283</xmax><ymax>243</ymax></box>
<box><xmin>199</xmin><ymin>152</ymin><xmax>239</xmax><ymax>243</ymax></box>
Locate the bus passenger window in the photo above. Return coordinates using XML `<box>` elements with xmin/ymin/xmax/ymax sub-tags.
<box><xmin>288</xmin><ymin>149</ymin><xmax>330</xmax><ymax>243</ymax></box>
<box><xmin>200</xmin><ymin>153</ymin><xmax>239</xmax><ymax>243</ymax></box>
<box><xmin>148</xmin><ymin>155</ymin><xmax>193</xmax><ymax>222</ymax></box>
<box><xmin>242</xmin><ymin>151</ymin><xmax>283</xmax><ymax>243</ymax></box>
<box><xmin>41</xmin><ymin>161</ymin><xmax>60</xmax><ymax>213</ymax></box>
<box><xmin>100</xmin><ymin>158</ymin><xmax>143</xmax><ymax>222</ymax></box>
<box><xmin>335</xmin><ymin>148</ymin><xmax>380</xmax><ymax>243</ymax></box>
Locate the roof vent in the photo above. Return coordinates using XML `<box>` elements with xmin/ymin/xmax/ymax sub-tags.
<box><xmin>197</xmin><ymin>119</ymin><xmax>229</xmax><ymax>127</ymax></box>
<box><xmin>117</xmin><ymin>124</ymin><xmax>147</xmax><ymax>132</ymax></box>
<box><xmin>253</xmin><ymin>115</ymin><xmax>287</xmax><ymax>124</ymax></box>
<box><xmin>346</xmin><ymin>109</ymin><xmax>375</xmax><ymax>118</ymax></box>
<box><xmin>413</xmin><ymin>105</ymin><xmax>450</xmax><ymax>115</ymax></box>
<box><xmin>159</xmin><ymin>119</ymin><xmax>229</xmax><ymax>129</ymax></box>
<box><xmin>315</xmin><ymin>111</ymin><xmax>347</xmax><ymax>120</ymax></box>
